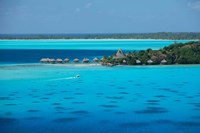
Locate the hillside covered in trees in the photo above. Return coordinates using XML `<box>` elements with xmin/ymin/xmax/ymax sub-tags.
<box><xmin>0</xmin><ymin>32</ymin><xmax>200</xmax><ymax>40</ymax></box>
<box><xmin>102</xmin><ymin>41</ymin><xmax>200</xmax><ymax>65</ymax></box>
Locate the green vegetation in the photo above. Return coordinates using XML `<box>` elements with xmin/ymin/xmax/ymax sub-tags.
<box><xmin>0</xmin><ymin>32</ymin><xmax>200</xmax><ymax>40</ymax></box>
<box><xmin>101</xmin><ymin>41</ymin><xmax>200</xmax><ymax>65</ymax></box>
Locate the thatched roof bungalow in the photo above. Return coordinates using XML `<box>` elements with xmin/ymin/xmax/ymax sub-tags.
<box><xmin>40</xmin><ymin>58</ymin><xmax>49</xmax><ymax>63</ymax></box>
<box><xmin>136</xmin><ymin>59</ymin><xmax>141</xmax><ymax>64</ymax></box>
<box><xmin>93</xmin><ymin>57</ymin><xmax>99</xmax><ymax>62</ymax></box>
<box><xmin>64</xmin><ymin>58</ymin><xmax>70</xmax><ymax>63</ymax></box>
<box><xmin>107</xmin><ymin>63</ymin><xmax>114</xmax><ymax>66</ymax></box>
<box><xmin>49</xmin><ymin>59</ymin><xmax>56</xmax><ymax>64</ymax></box>
<box><xmin>82</xmin><ymin>58</ymin><xmax>89</xmax><ymax>63</ymax></box>
<box><xmin>161</xmin><ymin>59</ymin><xmax>167</xmax><ymax>64</ymax></box>
<box><xmin>147</xmin><ymin>59</ymin><xmax>153</xmax><ymax>64</ymax></box>
<box><xmin>113</xmin><ymin>49</ymin><xmax>126</xmax><ymax>59</ymax></box>
<box><xmin>73</xmin><ymin>58</ymin><xmax>79</xmax><ymax>63</ymax></box>
<box><xmin>56</xmin><ymin>58</ymin><xmax>63</xmax><ymax>64</ymax></box>
<box><xmin>123</xmin><ymin>59</ymin><xmax>127</xmax><ymax>64</ymax></box>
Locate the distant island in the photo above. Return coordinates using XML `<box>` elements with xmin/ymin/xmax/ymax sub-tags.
<box><xmin>0</xmin><ymin>32</ymin><xmax>200</xmax><ymax>40</ymax></box>
<box><xmin>101</xmin><ymin>41</ymin><xmax>200</xmax><ymax>66</ymax></box>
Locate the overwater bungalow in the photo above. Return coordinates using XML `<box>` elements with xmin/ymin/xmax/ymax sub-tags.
<box><xmin>82</xmin><ymin>58</ymin><xmax>89</xmax><ymax>63</ymax></box>
<box><xmin>73</xmin><ymin>58</ymin><xmax>79</xmax><ymax>63</ymax></box>
<box><xmin>93</xmin><ymin>57</ymin><xmax>99</xmax><ymax>62</ymax></box>
<box><xmin>113</xmin><ymin>49</ymin><xmax>126</xmax><ymax>59</ymax></box>
<box><xmin>136</xmin><ymin>59</ymin><xmax>141</xmax><ymax>64</ymax></box>
<box><xmin>40</xmin><ymin>58</ymin><xmax>49</xmax><ymax>63</ymax></box>
<box><xmin>64</xmin><ymin>58</ymin><xmax>70</xmax><ymax>63</ymax></box>
<box><xmin>161</xmin><ymin>59</ymin><xmax>167</xmax><ymax>64</ymax></box>
<box><xmin>56</xmin><ymin>58</ymin><xmax>63</xmax><ymax>64</ymax></box>
<box><xmin>49</xmin><ymin>59</ymin><xmax>56</xmax><ymax>64</ymax></box>
<box><xmin>147</xmin><ymin>59</ymin><xmax>153</xmax><ymax>64</ymax></box>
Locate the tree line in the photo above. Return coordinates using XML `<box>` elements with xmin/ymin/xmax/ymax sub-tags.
<box><xmin>0</xmin><ymin>32</ymin><xmax>200</xmax><ymax>40</ymax></box>
<box><xmin>102</xmin><ymin>41</ymin><xmax>200</xmax><ymax>65</ymax></box>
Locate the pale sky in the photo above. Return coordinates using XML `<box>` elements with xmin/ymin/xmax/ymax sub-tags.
<box><xmin>0</xmin><ymin>0</ymin><xmax>200</xmax><ymax>34</ymax></box>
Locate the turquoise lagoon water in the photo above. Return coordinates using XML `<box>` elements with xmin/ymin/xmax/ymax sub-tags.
<box><xmin>0</xmin><ymin>40</ymin><xmax>200</xmax><ymax>133</ymax></box>
<box><xmin>0</xmin><ymin>39</ymin><xmax>192</xmax><ymax>50</ymax></box>
<box><xmin>0</xmin><ymin>64</ymin><xmax>200</xmax><ymax>133</ymax></box>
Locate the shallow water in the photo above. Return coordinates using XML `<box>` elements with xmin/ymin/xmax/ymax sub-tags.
<box><xmin>0</xmin><ymin>40</ymin><xmax>191</xmax><ymax>50</ymax></box>
<box><xmin>0</xmin><ymin>64</ymin><xmax>200</xmax><ymax>133</ymax></box>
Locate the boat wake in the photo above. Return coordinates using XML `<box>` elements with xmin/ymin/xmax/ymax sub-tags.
<box><xmin>48</xmin><ymin>77</ymin><xmax>76</xmax><ymax>81</ymax></box>
<box><xmin>48</xmin><ymin>75</ymin><xmax>80</xmax><ymax>81</ymax></box>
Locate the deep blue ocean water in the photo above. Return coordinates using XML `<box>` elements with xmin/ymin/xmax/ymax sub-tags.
<box><xmin>0</xmin><ymin>40</ymin><xmax>200</xmax><ymax>133</ymax></box>
<box><xmin>0</xmin><ymin>49</ymin><xmax>116</xmax><ymax>64</ymax></box>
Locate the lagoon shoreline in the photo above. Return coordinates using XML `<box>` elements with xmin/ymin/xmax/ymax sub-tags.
<box><xmin>1</xmin><ymin>62</ymin><xmax>200</xmax><ymax>68</ymax></box>
<box><xmin>0</xmin><ymin>39</ymin><xmax>199</xmax><ymax>41</ymax></box>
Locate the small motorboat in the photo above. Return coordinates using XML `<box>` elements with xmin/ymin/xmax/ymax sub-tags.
<box><xmin>76</xmin><ymin>75</ymin><xmax>80</xmax><ymax>78</ymax></box>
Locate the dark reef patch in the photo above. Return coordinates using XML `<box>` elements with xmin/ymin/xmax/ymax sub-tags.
<box><xmin>147</xmin><ymin>100</ymin><xmax>160</xmax><ymax>103</ymax></box>
<box><xmin>159</xmin><ymin>88</ymin><xmax>179</xmax><ymax>93</ymax></box>
<box><xmin>106</xmin><ymin>96</ymin><xmax>124</xmax><ymax>99</ymax></box>
<box><xmin>191</xmin><ymin>116</ymin><xmax>200</xmax><ymax>119</ymax></box>
<box><xmin>135</xmin><ymin>107</ymin><xmax>168</xmax><ymax>114</ymax></box>
<box><xmin>0</xmin><ymin>97</ymin><xmax>11</xmax><ymax>100</ymax></box>
<box><xmin>60</xmin><ymin>90</ymin><xmax>69</xmax><ymax>93</ymax></box>
<box><xmin>52</xmin><ymin>103</ymin><xmax>62</xmax><ymax>106</ymax></box>
<box><xmin>4</xmin><ymin>103</ymin><xmax>18</xmax><ymax>106</ymax></box>
<box><xmin>25</xmin><ymin>117</ymin><xmax>43</xmax><ymax>120</ymax></box>
<box><xmin>117</xmin><ymin>87</ymin><xmax>126</xmax><ymax>90</ymax></box>
<box><xmin>71</xmin><ymin>102</ymin><xmax>85</xmax><ymax>104</ymax></box>
<box><xmin>119</xmin><ymin>122</ymin><xmax>150</xmax><ymax>128</ymax></box>
<box><xmin>96</xmin><ymin>93</ymin><xmax>104</xmax><ymax>95</ymax></box>
<box><xmin>54</xmin><ymin>106</ymin><xmax>65</xmax><ymax>110</ymax></box>
<box><xmin>146</xmin><ymin>100</ymin><xmax>160</xmax><ymax>105</ymax></box>
<box><xmin>146</xmin><ymin>102</ymin><xmax>160</xmax><ymax>105</ymax></box>
<box><xmin>74</xmin><ymin>93</ymin><xmax>84</xmax><ymax>95</ymax></box>
<box><xmin>109</xmin><ymin>84</ymin><xmax>115</xmax><ymax>87</ymax></box>
<box><xmin>118</xmin><ymin>92</ymin><xmax>129</xmax><ymax>95</ymax></box>
<box><xmin>53</xmin><ymin>117</ymin><xmax>79</xmax><ymax>123</ymax></box>
<box><xmin>40</xmin><ymin>97</ymin><xmax>49</xmax><ymax>99</ymax></box>
<box><xmin>69</xmin><ymin>110</ymin><xmax>89</xmax><ymax>115</ymax></box>
<box><xmin>192</xmin><ymin>108</ymin><xmax>200</xmax><ymax>111</ymax></box>
<box><xmin>0</xmin><ymin>117</ymin><xmax>18</xmax><ymax>125</ymax></box>
<box><xmin>109</xmin><ymin>101</ymin><xmax>118</xmax><ymax>103</ymax></box>
<box><xmin>5</xmin><ymin>112</ymin><xmax>12</xmax><ymax>116</ymax></box>
<box><xmin>154</xmin><ymin>95</ymin><xmax>167</xmax><ymax>98</ymax></box>
<box><xmin>175</xmin><ymin>121</ymin><xmax>200</xmax><ymax>127</ymax></box>
<box><xmin>154</xmin><ymin>119</ymin><xmax>175</xmax><ymax>124</ymax></box>
<box><xmin>8</xmin><ymin>94</ymin><xmax>15</xmax><ymax>96</ymax></box>
<box><xmin>100</xmin><ymin>105</ymin><xmax>118</xmax><ymax>108</ymax></box>
<box><xmin>32</xmin><ymin>101</ymin><xmax>40</xmax><ymax>103</ymax></box>
<box><xmin>45</xmin><ymin>93</ymin><xmax>57</xmax><ymax>96</ymax></box>
<box><xmin>64</xmin><ymin>97</ymin><xmax>74</xmax><ymax>100</ymax></box>
<box><xmin>27</xmin><ymin>109</ymin><xmax>40</xmax><ymax>113</ymax></box>
<box><xmin>32</xmin><ymin>96</ymin><xmax>39</xmax><ymax>98</ymax></box>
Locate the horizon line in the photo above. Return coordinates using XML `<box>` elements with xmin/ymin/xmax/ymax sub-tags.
<box><xmin>0</xmin><ymin>32</ymin><xmax>200</xmax><ymax>35</ymax></box>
